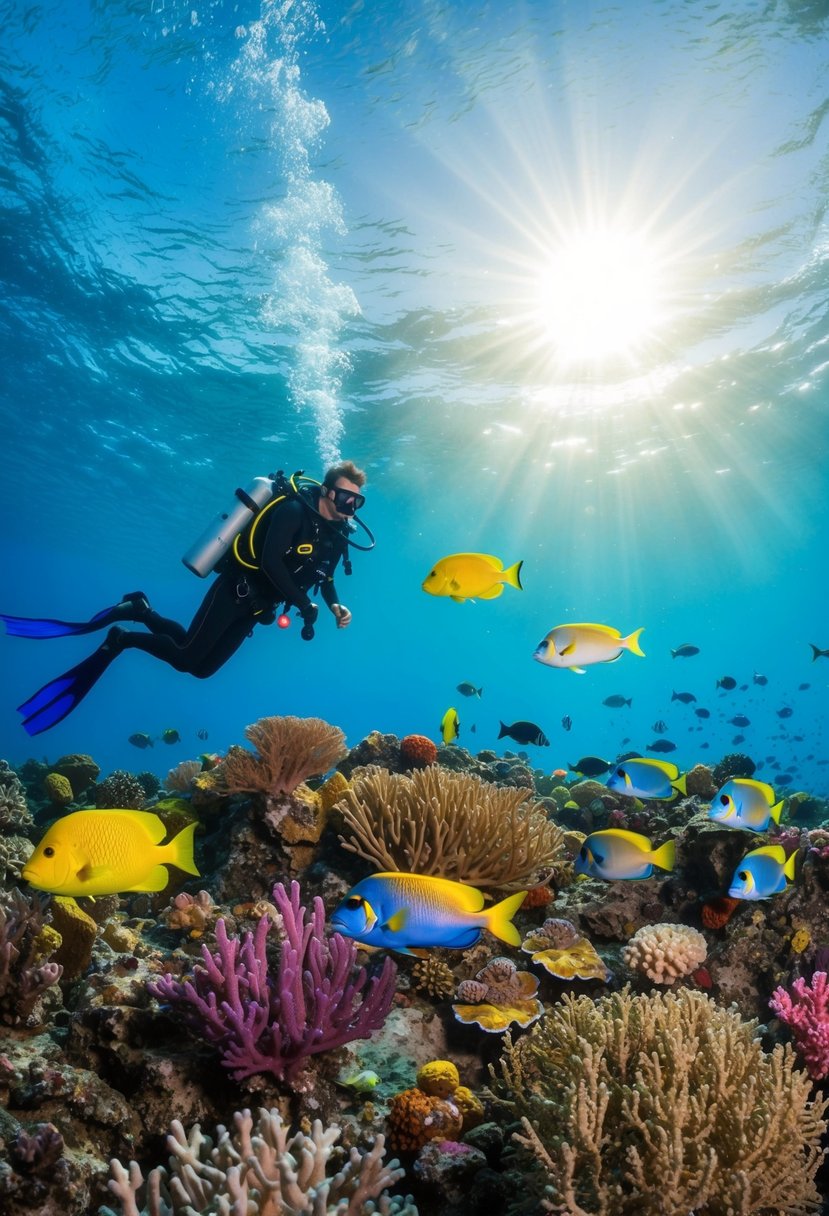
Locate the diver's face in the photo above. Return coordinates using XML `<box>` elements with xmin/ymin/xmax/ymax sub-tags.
<box><xmin>325</xmin><ymin>477</ymin><xmax>363</xmax><ymax>520</ymax></box>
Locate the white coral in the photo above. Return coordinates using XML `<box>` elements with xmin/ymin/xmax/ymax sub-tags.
<box><xmin>622</xmin><ymin>923</ymin><xmax>707</xmax><ymax>985</ymax></box>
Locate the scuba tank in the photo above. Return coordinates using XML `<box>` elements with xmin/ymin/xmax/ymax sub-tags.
<box><xmin>182</xmin><ymin>476</ymin><xmax>278</xmax><ymax>578</ymax></box>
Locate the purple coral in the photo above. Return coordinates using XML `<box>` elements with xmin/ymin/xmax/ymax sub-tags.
<box><xmin>149</xmin><ymin>880</ymin><xmax>397</xmax><ymax>1084</ymax></box>
<box><xmin>0</xmin><ymin>889</ymin><xmax>63</xmax><ymax>1026</ymax></box>
<box><xmin>769</xmin><ymin>970</ymin><xmax>829</xmax><ymax>1080</ymax></box>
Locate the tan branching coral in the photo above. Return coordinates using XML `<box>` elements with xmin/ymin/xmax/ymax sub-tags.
<box><xmin>622</xmin><ymin>922</ymin><xmax>707</xmax><ymax>985</ymax></box>
<box><xmin>339</xmin><ymin>767</ymin><xmax>565</xmax><ymax>890</ymax></box>
<box><xmin>101</xmin><ymin>1107</ymin><xmax>417</xmax><ymax>1215</ymax></box>
<box><xmin>215</xmin><ymin>716</ymin><xmax>347</xmax><ymax>799</ymax></box>
<box><xmin>492</xmin><ymin>987</ymin><xmax>828</xmax><ymax>1216</ymax></box>
<box><xmin>165</xmin><ymin>759</ymin><xmax>202</xmax><ymax>793</ymax></box>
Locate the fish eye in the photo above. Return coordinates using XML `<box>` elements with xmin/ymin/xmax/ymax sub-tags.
<box><xmin>429</xmin><ymin>570</ymin><xmax>436</xmax><ymax>578</ymax></box>
<box><xmin>738</xmin><ymin>871</ymin><xmax>748</xmax><ymax>881</ymax></box>
<box><xmin>578</xmin><ymin>846</ymin><xmax>587</xmax><ymax>859</ymax></box>
<box><xmin>617</xmin><ymin>768</ymin><xmax>626</xmax><ymax>779</ymax></box>
<box><xmin>720</xmin><ymin>794</ymin><xmax>729</xmax><ymax>805</ymax></box>
<box><xmin>345</xmin><ymin>895</ymin><xmax>362</xmax><ymax>909</ymax></box>
<box><xmin>43</xmin><ymin>846</ymin><xmax>55</xmax><ymax>857</ymax></box>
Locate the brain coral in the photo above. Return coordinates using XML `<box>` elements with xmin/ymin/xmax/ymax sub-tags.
<box><xmin>622</xmin><ymin>923</ymin><xmax>707</xmax><ymax>985</ymax></box>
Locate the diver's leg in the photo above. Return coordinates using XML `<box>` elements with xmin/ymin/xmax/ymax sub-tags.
<box><xmin>189</xmin><ymin>617</ymin><xmax>258</xmax><ymax>678</ymax></box>
<box><xmin>0</xmin><ymin>592</ymin><xmax>152</xmax><ymax>639</ymax></box>
<box><xmin>109</xmin><ymin>578</ymin><xmax>253</xmax><ymax>675</ymax></box>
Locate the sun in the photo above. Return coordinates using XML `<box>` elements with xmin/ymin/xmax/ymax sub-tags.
<box><xmin>534</xmin><ymin>227</ymin><xmax>665</xmax><ymax>363</ymax></box>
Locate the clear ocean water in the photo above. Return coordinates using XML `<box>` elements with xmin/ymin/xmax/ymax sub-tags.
<box><xmin>1</xmin><ymin>0</ymin><xmax>827</xmax><ymax>795</ymax></box>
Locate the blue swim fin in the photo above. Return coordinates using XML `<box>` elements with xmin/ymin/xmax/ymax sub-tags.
<box><xmin>1</xmin><ymin>593</ymin><xmax>149</xmax><ymax>639</ymax></box>
<box><xmin>18</xmin><ymin>633</ymin><xmax>123</xmax><ymax>736</ymax></box>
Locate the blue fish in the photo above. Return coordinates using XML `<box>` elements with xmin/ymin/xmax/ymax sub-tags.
<box><xmin>574</xmin><ymin>830</ymin><xmax>675</xmax><ymax>881</ymax></box>
<box><xmin>330</xmin><ymin>872</ymin><xmax>526</xmax><ymax>955</ymax></box>
<box><xmin>707</xmin><ymin>779</ymin><xmax>784</xmax><ymax>833</ymax></box>
<box><xmin>606</xmin><ymin>758</ymin><xmax>687</xmax><ymax>802</ymax></box>
<box><xmin>728</xmin><ymin>845</ymin><xmax>797</xmax><ymax>900</ymax></box>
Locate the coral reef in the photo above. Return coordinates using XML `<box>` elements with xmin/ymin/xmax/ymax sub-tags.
<box><xmin>0</xmin><ymin>888</ymin><xmax>63</xmax><ymax>1026</ymax></box>
<box><xmin>101</xmin><ymin>1107</ymin><xmax>417</xmax><ymax>1216</ymax></box>
<box><xmin>712</xmin><ymin>751</ymin><xmax>756</xmax><ymax>783</ymax></box>
<box><xmin>0</xmin><ymin>760</ymin><xmax>32</xmax><ymax>831</ymax></box>
<box><xmin>494</xmin><ymin>987</ymin><xmax>828</xmax><ymax>1216</ymax></box>
<box><xmin>215</xmin><ymin>715</ymin><xmax>347</xmax><ymax>798</ymax></box>
<box><xmin>149</xmin><ymin>880</ymin><xmax>397</xmax><ymax>1085</ymax></box>
<box><xmin>94</xmin><ymin>770</ymin><xmax>148</xmax><ymax>809</ymax></box>
<box><xmin>770</xmin><ymin>970</ymin><xmax>829</xmax><ymax>1080</ymax></box>
<box><xmin>622</xmin><ymin>922</ymin><xmax>708</xmax><ymax>985</ymax></box>
<box><xmin>50</xmin><ymin>753</ymin><xmax>100</xmax><ymax>798</ymax></box>
<box><xmin>339</xmin><ymin>767</ymin><xmax>564</xmax><ymax>889</ymax></box>
<box><xmin>0</xmin><ymin>834</ymin><xmax>34</xmax><ymax>883</ymax></box>
<box><xmin>165</xmin><ymin>759</ymin><xmax>202</xmax><ymax>793</ymax></box>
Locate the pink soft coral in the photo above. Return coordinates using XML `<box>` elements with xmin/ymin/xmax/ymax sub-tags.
<box><xmin>769</xmin><ymin>970</ymin><xmax>829</xmax><ymax>1080</ymax></box>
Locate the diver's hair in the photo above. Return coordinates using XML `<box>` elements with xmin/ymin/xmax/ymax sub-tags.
<box><xmin>323</xmin><ymin>460</ymin><xmax>367</xmax><ymax>489</ymax></box>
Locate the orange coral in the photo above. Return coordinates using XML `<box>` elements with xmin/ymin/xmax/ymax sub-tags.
<box><xmin>386</xmin><ymin>1088</ymin><xmax>462</xmax><ymax>1152</ymax></box>
<box><xmin>400</xmin><ymin>734</ymin><xmax>437</xmax><ymax>768</ymax></box>
<box><xmin>215</xmin><ymin>715</ymin><xmax>347</xmax><ymax>798</ymax></box>
<box><xmin>701</xmin><ymin>895</ymin><xmax>740</xmax><ymax>930</ymax></box>
<box><xmin>523</xmin><ymin>883</ymin><xmax>554</xmax><ymax>909</ymax></box>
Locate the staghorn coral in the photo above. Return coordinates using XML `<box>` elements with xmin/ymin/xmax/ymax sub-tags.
<box><xmin>164</xmin><ymin>759</ymin><xmax>202</xmax><ymax>793</ymax></box>
<box><xmin>622</xmin><ymin>922</ymin><xmax>707</xmax><ymax>985</ymax></box>
<box><xmin>339</xmin><ymin>766</ymin><xmax>565</xmax><ymax>890</ymax></box>
<box><xmin>215</xmin><ymin>715</ymin><xmax>347</xmax><ymax>799</ymax></box>
<box><xmin>149</xmin><ymin>881</ymin><xmax>396</xmax><ymax>1085</ymax></box>
<box><xmin>400</xmin><ymin>735</ymin><xmax>437</xmax><ymax>768</ymax></box>
<box><xmin>0</xmin><ymin>760</ymin><xmax>32</xmax><ymax>831</ymax></box>
<box><xmin>94</xmin><ymin>770</ymin><xmax>147</xmax><ymax>809</ymax></box>
<box><xmin>101</xmin><ymin>1107</ymin><xmax>417</xmax><ymax>1216</ymax></box>
<box><xmin>493</xmin><ymin>987</ymin><xmax>828</xmax><ymax>1216</ymax></box>
<box><xmin>0</xmin><ymin>888</ymin><xmax>63</xmax><ymax>1026</ymax></box>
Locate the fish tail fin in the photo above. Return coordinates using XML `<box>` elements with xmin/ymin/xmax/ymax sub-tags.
<box><xmin>497</xmin><ymin>721</ymin><xmax>508</xmax><ymax>739</ymax></box>
<box><xmin>485</xmin><ymin>890</ymin><xmax>527</xmax><ymax>946</ymax></box>
<box><xmin>503</xmin><ymin>560</ymin><xmax>523</xmax><ymax>591</ymax></box>
<box><xmin>671</xmin><ymin>773</ymin><xmax>688</xmax><ymax>797</ymax></box>
<box><xmin>477</xmin><ymin>687</ymin><xmax>483</xmax><ymax>698</ymax></box>
<box><xmin>670</xmin><ymin>648</ymin><xmax>677</xmax><ymax>658</ymax></box>
<box><xmin>650</xmin><ymin>838</ymin><xmax>676</xmax><ymax>872</ymax></box>
<box><xmin>783</xmin><ymin>849</ymin><xmax>798</xmax><ymax>881</ymax></box>
<box><xmin>810</xmin><ymin>644</ymin><xmax>829</xmax><ymax>661</ymax></box>
<box><xmin>769</xmin><ymin>799</ymin><xmax>784</xmax><ymax>825</ymax></box>
<box><xmin>165</xmin><ymin>821</ymin><xmax>200</xmax><ymax>875</ymax></box>
<box><xmin>624</xmin><ymin>628</ymin><xmax>645</xmax><ymax>657</ymax></box>
<box><xmin>626</xmin><ymin>698</ymin><xmax>632</xmax><ymax>707</ymax></box>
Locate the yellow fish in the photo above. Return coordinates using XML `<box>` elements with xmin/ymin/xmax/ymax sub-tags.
<box><xmin>422</xmin><ymin>553</ymin><xmax>523</xmax><ymax>602</ymax></box>
<box><xmin>534</xmin><ymin>623</ymin><xmax>645</xmax><ymax>674</ymax></box>
<box><xmin>22</xmin><ymin>809</ymin><xmax>199</xmax><ymax>896</ymax></box>
<box><xmin>440</xmin><ymin>706</ymin><xmax>460</xmax><ymax>744</ymax></box>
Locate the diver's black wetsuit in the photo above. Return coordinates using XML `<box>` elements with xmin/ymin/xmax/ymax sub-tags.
<box><xmin>114</xmin><ymin>488</ymin><xmax>349</xmax><ymax>677</ymax></box>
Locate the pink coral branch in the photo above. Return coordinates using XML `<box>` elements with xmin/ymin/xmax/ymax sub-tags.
<box><xmin>769</xmin><ymin>970</ymin><xmax>829</xmax><ymax>1080</ymax></box>
<box><xmin>149</xmin><ymin>881</ymin><xmax>396</xmax><ymax>1084</ymax></box>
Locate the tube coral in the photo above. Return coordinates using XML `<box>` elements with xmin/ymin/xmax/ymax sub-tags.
<box><xmin>339</xmin><ymin>766</ymin><xmax>565</xmax><ymax>890</ymax></box>
<box><xmin>492</xmin><ymin>987</ymin><xmax>828</xmax><ymax>1216</ymax></box>
<box><xmin>215</xmin><ymin>715</ymin><xmax>347</xmax><ymax>798</ymax></box>
<box><xmin>100</xmin><ymin>1107</ymin><xmax>418</xmax><ymax>1216</ymax></box>
<box><xmin>148</xmin><ymin>881</ymin><xmax>396</xmax><ymax>1084</ymax></box>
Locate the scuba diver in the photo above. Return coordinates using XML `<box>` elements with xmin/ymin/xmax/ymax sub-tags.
<box><xmin>3</xmin><ymin>462</ymin><xmax>373</xmax><ymax>736</ymax></box>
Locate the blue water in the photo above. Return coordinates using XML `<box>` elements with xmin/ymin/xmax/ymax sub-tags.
<box><xmin>1</xmin><ymin>0</ymin><xmax>827</xmax><ymax>794</ymax></box>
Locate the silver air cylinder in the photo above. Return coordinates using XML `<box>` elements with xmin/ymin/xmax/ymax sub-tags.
<box><xmin>182</xmin><ymin>476</ymin><xmax>276</xmax><ymax>577</ymax></box>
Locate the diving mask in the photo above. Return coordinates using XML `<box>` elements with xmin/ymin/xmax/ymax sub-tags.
<box><xmin>331</xmin><ymin>487</ymin><xmax>365</xmax><ymax>515</ymax></box>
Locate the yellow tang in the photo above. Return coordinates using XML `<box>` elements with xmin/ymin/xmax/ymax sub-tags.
<box><xmin>440</xmin><ymin>706</ymin><xmax>460</xmax><ymax>744</ymax></box>
<box><xmin>422</xmin><ymin>553</ymin><xmax>523</xmax><ymax>602</ymax></box>
<box><xmin>22</xmin><ymin>808</ymin><xmax>199</xmax><ymax>897</ymax></box>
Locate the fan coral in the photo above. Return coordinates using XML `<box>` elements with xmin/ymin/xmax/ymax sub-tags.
<box><xmin>165</xmin><ymin>759</ymin><xmax>202</xmax><ymax>793</ymax></box>
<box><xmin>770</xmin><ymin>971</ymin><xmax>829</xmax><ymax>1081</ymax></box>
<box><xmin>339</xmin><ymin>766</ymin><xmax>565</xmax><ymax>890</ymax></box>
<box><xmin>521</xmin><ymin>918</ymin><xmax>609</xmax><ymax>982</ymax></box>
<box><xmin>400</xmin><ymin>734</ymin><xmax>437</xmax><ymax>768</ymax></box>
<box><xmin>622</xmin><ymin>922</ymin><xmax>707</xmax><ymax>985</ymax></box>
<box><xmin>453</xmin><ymin>957</ymin><xmax>543</xmax><ymax>1033</ymax></box>
<box><xmin>94</xmin><ymin>770</ymin><xmax>147</xmax><ymax>809</ymax></box>
<box><xmin>0</xmin><ymin>888</ymin><xmax>63</xmax><ymax>1026</ymax></box>
<box><xmin>216</xmin><ymin>715</ymin><xmax>347</xmax><ymax>798</ymax></box>
<box><xmin>411</xmin><ymin>955</ymin><xmax>456</xmax><ymax>1000</ymax></box>
<box><xmin>43</xmin><ymin>771</ymin><xmax>73</xmax><ymax>806</ymax></box>
<box><xmin>0</xmin><ymin>760</ymin><xmax>32</xmax><ymax>831</ymax></box>
<box><xmin>101</xmin><ymin>1107</ymin><xmax>417</xmax><ymax>1216</ymax></box>
<box><xmin>494</xmin><ymin>987</ymin><xmax>828</xmax><ymax>1216</ymax></box>
<box><xmin>148</xmin><ymin>881</ymin><xmax>396</xmax><ymax>1085</ymax></box>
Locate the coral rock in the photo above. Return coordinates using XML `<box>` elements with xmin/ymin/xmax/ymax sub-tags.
<box><xmin>51</xmin><ymin>753</ymin><xmax>100</xmax><ymax>798</ymax></box>
<box><xmin>684</xmin><ymin>763</ymin><xmax>718</xmax><ymax>800</ymax></box>
<box><xmin>701</xmin><ymin>895</ymin><xmax>740</xmax><ymax>930</ymax></box>
<box><xmin>50</xmin><ymin>896</ymin><xmax>97</xmax><ymax>980</ymax></box>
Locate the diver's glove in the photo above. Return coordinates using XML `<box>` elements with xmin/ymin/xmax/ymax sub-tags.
<box><xmin>300</xmin><ymin>602</ymin><xmax>318</xmax><ymax>641</ymax></box>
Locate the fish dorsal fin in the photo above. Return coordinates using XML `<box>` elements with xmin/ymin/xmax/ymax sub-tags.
<box><xmin>749</xmin><ymin>845</ymin><xmax>786</xmax><ymax>863</ymax></box>
<box><xmin>567</xmin><ymin>623</ymin><xmax>622</xmax><ymax>638</ymax></box>
<box><xmin>634</xmin><ymin>757</ymin><xmax>679</xmax><ymax>779</ymax></box>
<box><xmin>735</xmin><ymin>778</ymin><xmax>776</xmax><ymax>804</ymax></box>
<box><xmin>602</xmin><ymin>829</ymin><xmax>653</xmax><ymax>850</ymax></box>
<box><xmin>118</xmin><ymin>809</ymin><xmax>167</xmax><ymax>845</ymax></box>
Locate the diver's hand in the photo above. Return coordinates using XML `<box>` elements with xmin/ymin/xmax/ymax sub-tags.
<box><xmin>332</xmin><ymin>603</ymin><xmax>352</xmax><ymax>629</ymax></box>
